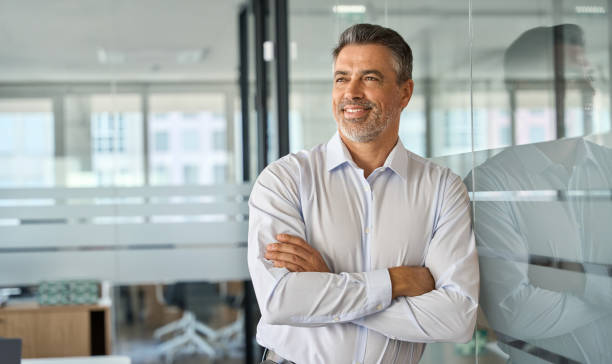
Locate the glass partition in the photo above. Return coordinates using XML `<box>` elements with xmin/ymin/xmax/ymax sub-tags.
<box><xmin>470</xmin><ymin>1</ymin><xmax>612</xmax><ymax>363</ymax></box>
<box><xmin>0</xmin><ymin>1</ymin><xmax>248</xmax><ymax>363</ymax></box>
<box><xmin>287</xmin><ymin>1</ymin><xmax>612</xmax><ymax>363</ymax></box>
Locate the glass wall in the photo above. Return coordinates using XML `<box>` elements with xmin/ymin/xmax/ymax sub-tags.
<box><xmin>287</xmin><ymin>0</ymin><xmax>611</xmax><ymax>363</ymax></box>
<box><xmin>470</xmin><ymin>1</ymin><xmax>612</xmax><ymax>363</ymax></box>
<box><xmin>0</xmin><ymin>1</ymin><xmax>249</xmax><ymax>363</ymax></box>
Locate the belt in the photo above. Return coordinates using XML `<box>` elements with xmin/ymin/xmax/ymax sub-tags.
<box><xmin>261</xmin><ymin>348</ymin><xmax>296</xmax><ymax>364</ymax></box>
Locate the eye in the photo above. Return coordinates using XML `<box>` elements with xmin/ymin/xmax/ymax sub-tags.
<box><xmin>365</xmin><ymin>76</ymin><xmax>379</xmax><ymax>81</ymax></box>
<box><xmin>335</xmin><ymin>77</ymin><xmax>347</xmax><ymax>83</ymax></box>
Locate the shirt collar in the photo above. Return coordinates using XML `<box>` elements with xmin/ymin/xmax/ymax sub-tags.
<box><xmin>382</xmin><ymin>139</ymin><xmax>409</xmax><ymax>180</ymax></box>
<box><xmin>574</xmin><ymin>138</ymin><xmax>598</xmax><ymax>166</ymax></box>
<box><xmin>513</xmin><ymin>137</ymin><xmax>598</xmax><ymax>174</ymax></box>
<box><xmin>513</xmin><ymin>143</ymin><xmax>551</xmax><ymax>173</ymax></box>
<box><xmin>325</xmin><ymin>132</ymin><xmax>355</xmax><ymax>171</ymax></box>
<box><xmin>325</xmin><ymin>132</ymin><xmax>409</xmax><ymax>180</ymax></box>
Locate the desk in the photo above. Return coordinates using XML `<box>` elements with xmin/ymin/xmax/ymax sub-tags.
<box><xmin>0</xmin><ymin>303</ymin><xmax>111</xmax><ymax>358</ymax></box>
<box><xmin>23</xmin><ymin>356</ymin><xmax>130</xmax><ymax>364</ymax></box>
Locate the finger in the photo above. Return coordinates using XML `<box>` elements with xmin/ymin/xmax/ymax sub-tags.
<box><xmin>276</xmin><ymin>234</ymin><xmax>312</xmax><ymax>250</ymax></box>
<box><xmin>273</xmin><ymin>259</ymin><xmax>303</xmax><ymax>272</ymax></box>
<box><xmin>273</xmin><ymin>241</ymin><xmax>325</xmax><ymax>270</ymax></box>
<box><xmin>265</xmin><ymin>251</ymin><xmax>309</xmax><ymax>270</ymax></box>
<box><xmin>268</xmin><ymin>243</ymin><xmax>312</xmax><ymax>260</ymax></box>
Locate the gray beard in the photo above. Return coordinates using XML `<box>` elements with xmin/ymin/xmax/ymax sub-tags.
<box><xmin>338</xmin><ymin>109</ymin><xmax>389</xmax><ymax>143</ymax></box>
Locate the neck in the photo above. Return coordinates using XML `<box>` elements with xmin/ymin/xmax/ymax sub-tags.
<box><xmin>340</xmin><ymin>131</ymin><xmax>399</xmax><ymax>178</ymax></box>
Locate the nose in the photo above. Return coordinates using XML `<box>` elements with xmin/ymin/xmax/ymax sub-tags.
<box><xmin>344</xmin><ymin>78</ymin><xmax>364</xmax><ymax>100</ymax></box>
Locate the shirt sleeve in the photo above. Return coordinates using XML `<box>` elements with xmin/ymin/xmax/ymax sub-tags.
<box><xmin>353</xmin><ymin>173</ymin><xmax>479</xmax><ymax>343</ymax></box>
<box><xmin>248</xmin><ymin>160</ymin><xmax>392</xmax><ymax>327</ymax></box>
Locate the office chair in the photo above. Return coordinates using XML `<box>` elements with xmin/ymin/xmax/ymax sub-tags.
<box><xmin>153</xmin><ymin>282</ymin><xmax>245</xmax><ymax>362</ymax></box>
<box><xmin>153</xmin><ymin>283</ymin><xmax>219</xmax><ymax>363</ymax></box>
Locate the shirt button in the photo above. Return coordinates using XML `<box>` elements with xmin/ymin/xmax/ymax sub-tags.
<box><xmin>376</xmin><ymin>304</ymin><xmax>383</xmax><ymax>310</ymax></box>
<box><xmin>365</xmin><ymin>227</ymin><xmax>370</xmax><ymax>234</ymax></box>
<box><xmin>333</xmin><ymin>317</ymin><xmax>340</xmax><ymax>322</ymax></box>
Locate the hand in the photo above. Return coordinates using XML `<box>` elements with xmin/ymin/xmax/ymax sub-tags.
<box><xmin>264</xmin><ymin>234</ymin><xmax>331</xmax><ymax>273</ymax></box>
<box><xmin>389</xmin><ymin>266</ymin><xmax>435</xmax><ymax>299</ymax></box>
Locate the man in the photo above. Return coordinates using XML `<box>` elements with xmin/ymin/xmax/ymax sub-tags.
<box><xmin>248</xmin><ymin>23</ymin><xmax>479</xmax><ymax>364</ymax></box>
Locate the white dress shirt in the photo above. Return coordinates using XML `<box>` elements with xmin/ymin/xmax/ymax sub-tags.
<box><xmin>248</xmin><ymin>132</ymin><xmax>479</xmax><ymax>364</ymax></box>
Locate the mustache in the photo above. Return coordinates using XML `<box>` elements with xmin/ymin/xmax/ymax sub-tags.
<box><xmin>338</xmin><ymin>99</ymin><xmax>375</xmax><ymax>110</ymax></box>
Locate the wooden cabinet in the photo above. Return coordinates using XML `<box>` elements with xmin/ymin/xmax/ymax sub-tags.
<box><xmin>0</xmin><ymin>303</ymin><xmax>110</xmax><ymax>358</ymax></box>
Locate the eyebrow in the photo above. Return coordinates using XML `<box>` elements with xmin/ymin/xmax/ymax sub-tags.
<box><xmin>361</xmin><ymin>70</ymin><xmax>384</xmax><ymax>79</ymax></box>
<box><xmin>333</xmin><ymin>70</ymin><xmax>384</xmax><ymax>80</ymax></box>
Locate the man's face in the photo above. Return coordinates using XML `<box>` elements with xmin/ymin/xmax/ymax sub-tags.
<box><xmin>332</xmin><ymin>44</ymin><xmax>412</xmax><ymax>143</ymax></box>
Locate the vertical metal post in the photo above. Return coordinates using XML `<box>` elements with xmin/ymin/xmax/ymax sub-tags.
<box><xmin>552</xmin><ymin>1</ymin><xmax>566</xmax><ymax>139</ymax></box>
<box><xmin>53</xmin><ymin>95</ymin><xmax>65</xmax><ymax>186</ymax></box>
<box><xmin>239</xmin><ymin>7</ymin><xmax>255</xmax><ymax>364</ymax></box>
<box><xmin>254</xmin><ymin>0</ymin><xmax>268</xmax><ymax>171</ymax></box>
<box><xmin>275</xmin><ymin>0</ymin><xmax>290</xmax><ymax>157</ymax></box>
<box><xmin>244</xmin><ymin>279</ymin><xmax>256</xmax><ymax>364</ymax></box>
<box><xmin>509</xmin><ymin>85</ymin><xmax>517</xmax><ymax>146</ymax></box>
<box><xmin>553</xmin><ymin>25</ymin><xmax>566</xmax><ymax>139</ymax></box>
<box><xmin>240</xmin><ymin>7</ymin><xmax>251</xmax><ymax>183</ymax></box>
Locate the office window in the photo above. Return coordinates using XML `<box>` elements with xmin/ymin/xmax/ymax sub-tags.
<box><xmin>152</xmin><ymin>164</ymin><xmax>170</xmax><ymax>185</ymax></box>
<box><xmin>182</xmin><ymin>164</ymin><xmax>199</xmax><ymax>184</ymax></box>
<box><xmin>181</xmin><ymin>130</ymin><xmax>200</xmax><ymax>152</ymax></box>
<box><xmin>154</xmin><ymin>131</ymin><xmax>169</xmax><ymax>152</ymax></box>
<box><xmin>0</xmin><ymin>98</ymin><xmax>54</xmax><ymax>187</ymax></box>
<box><xmin>148</xmin><ymin>93</ymin><xmax>229</xmax><ymax>185</ymax></box>
<box><xmin>88</xmin><ymin>94</ymin><xmax>144</xmax><ymax>187</ymax></box>
<box><xmin>213</xmin><ymin>164</ymin><xmax>226</xmax><ymax>184</ymax></box>
<box><xmin>212</xmin><ymin>129</ymin><xmax>226</xmax><ymax>151</ymax></box>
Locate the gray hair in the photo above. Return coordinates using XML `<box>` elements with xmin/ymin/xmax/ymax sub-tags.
<box><xmin>332</xmin><ymin>23</ymin><xmax>413</xmax><ymax>84</ymax></box>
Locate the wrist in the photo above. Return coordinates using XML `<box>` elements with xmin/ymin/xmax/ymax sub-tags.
<box><xmin>388</xmin><ymin>266</ymin><xmax>435</xmax><ymax>299</ymax></box>
<box><xmin>389</xmin><ymin>267</ymin><xmax>407</xmax><ymax>299</ymax></box>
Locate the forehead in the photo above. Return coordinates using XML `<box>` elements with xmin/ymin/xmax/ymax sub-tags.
<box><xmin>333</xmin><ymin>44</ymin><xmax>396</xmax><ymax>72</ymax></box>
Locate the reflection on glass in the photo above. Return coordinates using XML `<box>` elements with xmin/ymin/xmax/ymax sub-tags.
<box><xmin>468</xmin><ymin>24</ymin><xmax>612</xmax><ymax>363</ymax></box>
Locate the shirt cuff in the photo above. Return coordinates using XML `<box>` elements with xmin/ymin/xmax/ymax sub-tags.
<box><xmin>365</xmin><ymin>268</ymin><xmax>392</xmax><ymax>313</ymax></box>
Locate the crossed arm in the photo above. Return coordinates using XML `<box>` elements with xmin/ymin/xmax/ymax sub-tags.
<box><xmin>265</xmin><ymin>233</ymin><xmax>435</xmax><ymax>300</ymax></box>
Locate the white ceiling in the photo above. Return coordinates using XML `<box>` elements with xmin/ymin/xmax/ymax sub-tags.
<box><xmin>0</xmin><ymin>0</ymin><xmax>244</xmax><ymax>82</ymax></box>
<box><xmin>0</xmin><ymin>0</ymin><xmax>609</xmax><ymax>83</ymax></box>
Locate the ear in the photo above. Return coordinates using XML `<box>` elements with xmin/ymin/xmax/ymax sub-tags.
<box><xmin>399</xmin><ymin>79</ymin><xmax>414</xmax><ymax>108</ymax></box>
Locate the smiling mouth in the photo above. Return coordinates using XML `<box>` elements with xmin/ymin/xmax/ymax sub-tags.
<box><xmin>342</xmin><ymin>105</ymin><xmax>372</xmax><ymax>119</ymax></box>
